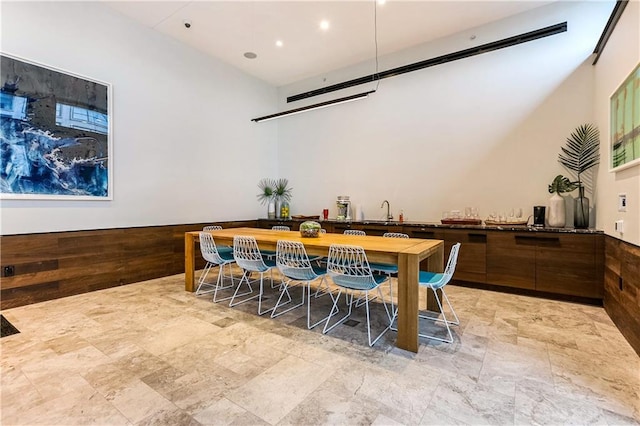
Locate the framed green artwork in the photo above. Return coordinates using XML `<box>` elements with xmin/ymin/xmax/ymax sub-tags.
<box><xmin>610</xmin><ymin>62</ymin><xmax>640</xmax><ymax>172</ymax></box>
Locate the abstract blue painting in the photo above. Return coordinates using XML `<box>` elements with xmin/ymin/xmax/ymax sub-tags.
<box><xmin>1</xmin><ymin>53</ymin><xmax>112</xmax><ymax>200</ymax></box>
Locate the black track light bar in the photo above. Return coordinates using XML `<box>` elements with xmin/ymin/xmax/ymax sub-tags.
<box><xmin>251</xmin><ymin>90</ymin><xmax>375</xmax><ymax>123</ymax></box>
<box><xmin>287</xmin><ymin>22</ymin><xmax>567</xmax><ymax>103</ymax></box>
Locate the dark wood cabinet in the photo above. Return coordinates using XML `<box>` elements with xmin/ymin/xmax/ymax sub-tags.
<box><xmin>254</xmin><ymin>220</ymin><xmax>604</xmax><ymax>301</ymax></box>
<box><xmin>535</xmin><ymin>234</ymin><xmax>603</xmax><ymax>298</ymax></box>
<box><xmin>487</xmin><ymin>232</ymin><xmax>537</xmax><ymax>290</ymax></box>
<box><xmin>486</xmin><ymin>232</ymin><xmax>603</xmax><ymax>299</ymax></box>
<box><xmin>445</xmin><ymin>230</ymin><xmax>487</xmax><ymax>283</ymax></box>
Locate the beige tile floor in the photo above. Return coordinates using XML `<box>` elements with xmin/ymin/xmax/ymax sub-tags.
<box><xmin>1</xmin><ymin>271</ymin><xmax>639</xmax><ymax>426</ymax></box>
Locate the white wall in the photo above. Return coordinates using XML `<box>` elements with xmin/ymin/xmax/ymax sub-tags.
<box><xmin>0</xmin><ymin>1</ymin><xmax>278</xmax><ymax>235</ymax></box>
<box><xmin>594</xmin><ymin>1</ymin><xmax>640</xmax><ymax>245</ymax></box>
<box><xmin>276</xmin><ymin>2</ymin><xmax>614</xmax><ymax>224</ymax></box>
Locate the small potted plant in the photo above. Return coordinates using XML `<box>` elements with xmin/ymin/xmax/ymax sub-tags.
<box><xmin>273</xmin><ymin>178</ymin><xmax>292</xmax><ymax>219</ymax></box>
<box><xmin>547</xmin><ymin>175</ymin><xmax>577</xmax><ymax>228</ymax></box>
<box><xmin>257</xmin><ymin>178</ymin><xmax>276</xmax><ymax>218</ymax></box>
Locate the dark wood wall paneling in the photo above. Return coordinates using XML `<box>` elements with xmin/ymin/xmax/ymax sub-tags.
<box><xmin>603</xmin><ymin>236</ymin><xmax>640</xmax><ymax>357</ymax></box>
<box><xmin>0</xmin><ymin>220</ymin><xmax>256</xmax><ymax>309</ymax></box>
<box><xmin>3</xmin><ymin>219</ymin><xmax>638</xmax><ymax>358</ymax></box>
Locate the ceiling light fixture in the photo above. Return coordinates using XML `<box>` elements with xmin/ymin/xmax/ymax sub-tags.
<box><xmin>251</xmin><ymin>90</ymin><xmax>375</xmax><ymax>123</ymax></box>
<box><xmin>320</xmin><ymin>20</ymin><xmax>330</xmax><ymax>31</ymax></box>
<box><xmin>275</xmin><ymin>40</ymin><xmax>283</xmax><ymax>47</ymax></box>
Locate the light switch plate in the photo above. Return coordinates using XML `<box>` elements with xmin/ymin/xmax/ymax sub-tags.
<box><xmin>618</xmin><ymin>193</ymin><xmax>627</xmax><ymax>212</ymax></box>
<box><xmin>615</xmin><ymin>220</ymin><xmax>624</xmax><ymax>233</ymax></box>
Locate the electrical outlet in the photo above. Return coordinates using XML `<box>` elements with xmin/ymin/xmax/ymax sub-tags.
<box><xmin>3</xmin><ymin>265</ymin><xmax>15</xmax><ymax>277</ymax></box>
<box><xmin>618</xmin><ymin>193</ymin><xmax>627</xmax><ymax>212</ymax></box>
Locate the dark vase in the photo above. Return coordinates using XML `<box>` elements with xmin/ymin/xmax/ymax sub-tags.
<box><xmin>574</xmin><ymin>186</ymin><xmax>589</xmax><ymax>229</ymax></box>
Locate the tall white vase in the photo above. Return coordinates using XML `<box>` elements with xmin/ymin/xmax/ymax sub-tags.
<box><xmin>548</xmin><ymin>193</ymin><xmax>566</xmax><ymax>228</ymax></box>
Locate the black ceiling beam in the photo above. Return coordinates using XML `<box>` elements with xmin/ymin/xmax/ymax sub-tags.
<box><xmin>287</xmin><ymin>22</ymin><xmax>567</xmax><ymax>104</ymax></box>
<box><xmin>592</xmin><ymin>0</ymin><xmax>628</xmax><ymax>65</ymax></box>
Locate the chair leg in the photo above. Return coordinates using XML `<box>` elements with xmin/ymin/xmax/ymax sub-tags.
<box><xmin>271</xmin><ymin>278</ymin><xmax>304</xmax><ymax>318</ymax></box>
<box><xmin>213</xmin><ymin>263</ymin><xmax>237</xmax><ymax>303</ymax></box>
<box><xmin>229</xmin><ymin>270</ymin><xmax>259</xmax><ymax>307</ymax></box>
<box><xmin>322</xmin><ymin>289</ymin><xmax>354</xmax><ymax>335</ymax></box>
<box><xmin>418</xmin><ymin>287</ymin><xmax>455</xmax><ymax>343</ymax></box>
<box><xmin>313</xmin><ymin>277</ymin><xmax>331</xmax><ymax>298</ymax></box>
<box><xmin>364</xmin><ymin>287</ymin><xmax>392</xmax><ymax>346</ymax></box>
<box><xmin>258</xmin><ymin>272</ymin><xmax>277</xmax><ymax>316</ymax></box>
<box><xmin>195</xmin><ymin>262</ymin><xmax>215</xmax><ymax>295</ymax></box>
<box><xmin>307</xmin><ymin>279</ymin><xmax>338</xmax><ymax>329</ymax></box>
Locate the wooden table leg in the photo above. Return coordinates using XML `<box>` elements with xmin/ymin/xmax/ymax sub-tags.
<box><xmin>185</xmin><ymin>232</ymin><xmax>196</xmax><ymax>292</ymax></box>
<box><xmin>396</xmin><ymin>252</ymin><xmax>419</xmax><ymax>353</ymax></box>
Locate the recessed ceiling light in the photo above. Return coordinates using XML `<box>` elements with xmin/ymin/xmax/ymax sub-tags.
<box><xmin>377</xmin><ymin>0</ymin><xmax>386</xmax><ymax>5</ymax></box>
<box><xmin>244</xmin><ymin>52</ymin><xmax>257</xmax><ymax>59</ymax></box>
<box><xmin>275</xmin><ymin>40</ymin><xmax>283</xmax><ymax>47</ymax></box>
<box><xmin>320</xmin><ymin>20</ymin><xmax>330</xmax><ymax>31</ymax></box>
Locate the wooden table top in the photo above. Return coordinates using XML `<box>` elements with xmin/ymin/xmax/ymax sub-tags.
<box><xmin>189</xmin><ymin>227</ymin><xmax>441</xmax><ymax>261</ymax></box>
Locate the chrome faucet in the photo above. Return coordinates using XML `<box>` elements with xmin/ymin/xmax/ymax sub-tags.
<box><xmin>381</xmin><ymin>200</ymin><xmax>393</xmax><ymax>221</ymax></box>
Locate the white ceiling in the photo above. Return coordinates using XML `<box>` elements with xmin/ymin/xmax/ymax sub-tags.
<box><xmin>105</xmin><ymin>1</ymin><xmax>555</xmax><ymax>87</ymax></box>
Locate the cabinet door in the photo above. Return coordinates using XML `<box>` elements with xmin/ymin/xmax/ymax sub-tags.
<box><xmin>535</xmin><ymin>234</ymin><xmax>601</xmax><ymax>298</ymax></box>
<box><xmin>487</xmin><ymin>232</ymin><xmax>536</xmax><ymax>289</ymax></box>
<box><xmin>333</xmin><ymin>223</ymin><xmax>354</xmax><ymax>234</ymax></box>
<box><xmin>403</xmin><ymin>227</ymin><xmax>445</xmax><ymax>272</ymax></box>
<box><xmin>358</xmin><ymin>224</ymin><xmax>403</xmax><ymax>236</ymax></box>
<box><xmin>445</xmin><ymin>230</ymin><xmax>487</xmax><ymax>283</ymax></box>
<box><xmin>257</xmin><ymin>220</ymin><xmax>294</xmax><ymax>230</ymax></box>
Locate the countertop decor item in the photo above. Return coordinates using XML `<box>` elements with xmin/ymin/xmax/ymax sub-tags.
<box><xmin>274</xmin><ymin>178</ymin><xmax>293</xmax><ymax>219</ymax></box>
<box><xmin>558</xmin><ymin>124</ymin><xmax>600</xmax><ymax>229</ymax></box>
<box><xmin>257</xmin><ymin>178</ymin><xmax>275</xmax><ymax>205</ymax></box>
<box><xmin>299</xmin><ymin>221</ymin><xmax>321</xmax><ymax>237</ymax></box>
<box><xmin>441</xmin><ymin>218</ymin><xmax>482</xmax><ymax>225</ymax></box>
<box><xmin>547</xmin><ymin>175</ymin><xmax>578</xmax><ymax>228</ymax></box>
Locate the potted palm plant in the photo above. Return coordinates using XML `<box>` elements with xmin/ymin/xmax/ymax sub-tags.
<box><xmin>558</xmin><ymin>124</ymin><xmax>600</xmax><ymax>228</ymax></box>
<box><xmin>257</xmin><ymin>178</ymin><xmax>276</xmax><ymax>218</ymax></box>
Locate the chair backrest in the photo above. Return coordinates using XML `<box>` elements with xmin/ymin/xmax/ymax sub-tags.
<box><xmin>233</xmin><ymin>236</ymin><xmax>270</xmax><ymax>272</ymax></box>
<box><xmin>276</xmin><ymin>240</ymin><xmax>320</xmax><ymax>281</ymax></box>
<box><xmin>444</xmin><ymin>243</ymin><xmax>461</xmax><ymax>277</ymax></box>
<box><xmin>435</xmin><ymin>242</ymin><xmax>461</xmax><ymax>289</ymax></box>
<box><xmin>344</xmin><ymin>229</ymin><xmax>366</xmax><ymax>236</ymax></box>
<box><xmin>199</xmin><ymin>232</ymin><xmax>225</xmax><ymax>264</ymax></box>
<box><xmin>326</xmin><ymin>244</ymin><xmax>378</xmax><ymax>290</ymax></box>
<box><xmin>203</xmin><ymin>225</ymin><xmax>222</xmax><ymax>231</ymax></box>
<box><xmin>272</xmin><ymin>226</ymin><xmax>290</xmax><ymax>231</ymax></box>
<box><xmin>383</xmin><ymin>232</ymin><xmax>409</xmax><ymax>238</ymax></box>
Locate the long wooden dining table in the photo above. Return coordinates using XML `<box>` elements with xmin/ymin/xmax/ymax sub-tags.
<box><xmin>184</xmin><ymin>227</ymin><xmax>444</xmax><ymax>353</ymax></box>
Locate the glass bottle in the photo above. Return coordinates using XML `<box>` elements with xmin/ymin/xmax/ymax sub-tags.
<box><xmin>574</xmin><ymin>186</ymin><xmax>589</xmax><ymax>229</ymax></box>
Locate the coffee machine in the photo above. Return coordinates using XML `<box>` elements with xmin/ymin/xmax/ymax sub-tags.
<box><xmin>336</xmin><ymin>196</ymin><xmax>351</xmax><ymax>221</ymax></box>
<box><xmin>533</xmin><ymin>206</ymin><xmax>546</xmax><ymax>227</ymax></box>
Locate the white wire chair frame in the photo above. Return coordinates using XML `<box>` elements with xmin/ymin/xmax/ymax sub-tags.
<box><xmin>274</xmin><ymin>240</ymin><xmax>336</xmax><ymax>329</ymax></box>
<box><xmin>203</xmin><ymin>225</ymin><xmax>223</xmax><ymax>231</ymax></box>
<box><xmin>343</xmin><ymin>229</ymin><xmax>366</xmax><ymax>236</ymax></box>
<box><xmin>369</xmin><ymin>232</ymin><xmax>410</xmax><ymax>307</ymax></box>
<box><xmin>392</xmin><ymin>243</ymin><xmax>461</xmax><ymax>344</ymax></box>
<box><xmin>196</xmin><ymin>232</ymin><xmax>237</xmax><ymax>302</ymax></box>
<box><xmin>261</xmin><ymin>226</ymin><xmax>290</xmax><ymax>261</ymax></box>
<box><xmin>323</xmin><ymin>244</ymin><xmax>393</xmax><ymax>346</ymax></box>
<box><xmin>230</xmin><ymin>236</ymin><xmax>280</xmax><ymax>315</ymax></box>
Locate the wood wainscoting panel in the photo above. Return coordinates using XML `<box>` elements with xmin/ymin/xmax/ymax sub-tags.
<box><xmin>604</xmin><ymin>236</ymin><xmax>640</xmax><ymax>357</ymax></box>
<box><xmin>0</xmin><ymin>220</ymin><xmax>256</xmax><ymax>309</ymax></box>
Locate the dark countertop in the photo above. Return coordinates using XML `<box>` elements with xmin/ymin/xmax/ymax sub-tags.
<box><xmin>259</xmin><ymin>218</ymin><xmax>604</xmax><ymax>234</ymax></box>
